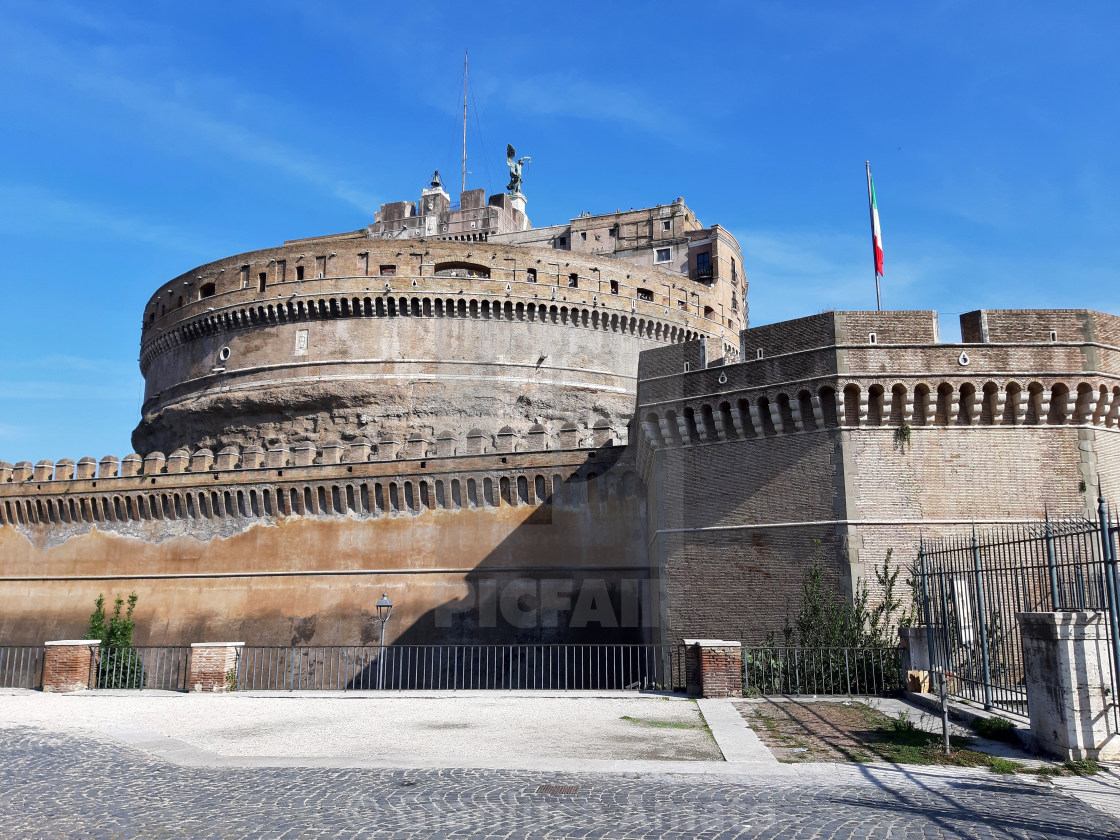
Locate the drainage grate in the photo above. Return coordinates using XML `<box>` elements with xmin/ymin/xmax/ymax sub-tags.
<box><xmin>536</xmin><ymin>784</ymin><xmax>579</xmax><ymax>796</ymax></box>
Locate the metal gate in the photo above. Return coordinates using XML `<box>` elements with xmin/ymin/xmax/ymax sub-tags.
<box><xmin>917</xmin><ymin>500</ymin><xmax>1120</xmax><ymax>717</ymax></box>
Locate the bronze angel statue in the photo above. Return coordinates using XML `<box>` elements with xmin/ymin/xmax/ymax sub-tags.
<box><xmin>506</xmin><ymin>144</ymin><xmax>531</xmax><ymax>195</ymax></box>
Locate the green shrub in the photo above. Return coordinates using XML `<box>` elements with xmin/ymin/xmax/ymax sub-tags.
<box><xmin>970</xmin><ymin>715</ymin><xmax>1019</xmax><ymax>744</ymax></box>
<box><xmin>85</xmin><ymin>593</ymin><xmax>145</xmax><ymax>689</ymax></box>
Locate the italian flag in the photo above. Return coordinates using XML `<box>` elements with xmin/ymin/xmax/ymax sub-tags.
<box><xmin>868</xmin><ymin>166</ymin><xmax>884</xmax><ymax>276</ymax></box>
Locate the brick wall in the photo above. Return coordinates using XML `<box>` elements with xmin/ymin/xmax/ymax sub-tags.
<box><xmin>42</xmin><ymin>641</ymin><xmax>99</xmax><ymax>692</ymax></box>
<box><xmin>188</xmin><ymin>643</ymin><xmax>242</xmax><ymax>692</ymax></box>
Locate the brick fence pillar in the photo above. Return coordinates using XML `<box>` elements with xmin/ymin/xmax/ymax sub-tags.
<box><xmin>188</xmin><ymin>642</ymin><xmax>244</xmax><ymax>693</ymax></box>
<box><xmin>684</xmin><ymin>639</ymin><xmax>742</xmax><ymax>698</ymax></box>
<box><xmin>1017</xmin><ymin>611</ymin><xmax>1119</xmax><ymax>761</ymax></box>
<box><xmin>42</xmin><ymin>640</ymin><xmax>101</xmax><ymax>692</ymax></box>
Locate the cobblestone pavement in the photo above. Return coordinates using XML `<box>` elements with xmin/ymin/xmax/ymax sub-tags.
<box><xmin>2</xmin><ymin>726</ymin><xmax>1118</xmax><ymax>839</ymax></box>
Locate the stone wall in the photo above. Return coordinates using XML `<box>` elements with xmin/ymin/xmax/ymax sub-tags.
<box><xmin>0</xmin><ymin>447</ymin><xmax>649</xmax><ymax>647</ymax></box>
<box><xmin>638</xmin><ymin>309</ymin><xmax>1120</xmax><ymax>643</ymax></box>
<box><xmin>135</xmin><ymin>238</ymin><xmax>740</xmax><ymax>454</ymax></box>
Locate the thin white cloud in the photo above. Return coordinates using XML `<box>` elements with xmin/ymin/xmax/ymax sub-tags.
<box><xmin>0</xmin><ymin>17</ymin><xmax>379</xmax><ymax>213</ymax></box>
<box><xmin>494</xmin><ymin>74</ymin><xmax>675</xmax><ymax>137</ymax></box>
<box><xmin>0</xmin><ymin>183</ymin><xmax>210</xmax><ymax>251</ymax></box>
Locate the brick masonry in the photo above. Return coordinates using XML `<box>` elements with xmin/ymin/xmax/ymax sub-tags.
<box><xmin>41</xmin><ymin>640</ymin><xmax>99</xmax><ymax>692</ymax></box>
<box><xmin>684</xmin><ymin>640</ymin><xmax>742</xmax><ymax>698</ymax></box>
<box><xmin>189</xmin><ymin>643</ymin><xmax>243</xmax><ymax>693</ymax></box>
<box><xmin>638</xmin><ymin>308</ymin><xmax>1120</xmax><ymax>645</ymax></box>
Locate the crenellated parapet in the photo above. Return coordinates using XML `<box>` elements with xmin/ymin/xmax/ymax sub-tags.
<box><xmin>0</xmin><ymin>445</ymin><xmax>641</xmax><ymax>537</ymax></box>
<box><xmin>637</xmin><ymin>376</ymin><xmax>1120</xmax><ymax>457</ymax></box>
<box><xmin>633</xmin><ymin>308</ymin><xmax>1120</xmax><ymax>478</ymax></box>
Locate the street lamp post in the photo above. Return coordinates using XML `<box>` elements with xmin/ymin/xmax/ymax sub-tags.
<box><xmin>375</xmin><ymin>593</ymin><xmax>393</xmax><ymax>690</ymax></box>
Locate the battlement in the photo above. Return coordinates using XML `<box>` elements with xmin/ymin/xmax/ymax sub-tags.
<box><xmin>740</xmin><ymin>310</ymin><xmax>940</xmax><ymax>359</ymax></box>
<box><xmin>0</xmin><ymin>444</ymin><xmax>638</xmax><ymax>534</ymax></box>
<box><xmin>960</xmin><ymin>309</ymin><xmax>1120</xmax><ymax>345</ymax></box>
<box><xmin>0</xmin><ymin>421</ymin><xmax>636</xmax><ymax>489</ymax></box>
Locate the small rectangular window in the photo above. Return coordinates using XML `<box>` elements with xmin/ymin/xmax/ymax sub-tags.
<box><xmin>610</xmin><ymin>280</ymin><xmax>619</xmax><ymax>294</ymax></box>
<box><xmin>756</xmin><ymin>348</ymin><xmax>764</xmax><ymax>360</ymax></box>
<box><xmin>277</xmin><ymin>260</ymin><xmax>287</xmax><ymax>283</ymax></box>
<box><xmin>380</xmin><ymin>265</ymin><xmax>397</xmax><ymax>276</ymax></box>
<box><xmin>655</xmin><ymin>248</ymin><xmax>671</xmax><ymax>263</ymax></box>
<box><xmin>526</xmin><ymin>268</ymin><xmax>537</xmax><ymax>283</ymax></box>
<box><xmin>1050</xmin><ymin>330</ymin><xmax>1057</xmax><ymax>342</ymax></box>
<box><xmin>569</xmin><ymin>273</ymin><xmax>578</xmax><ymax>288</ymax></box>
<box><xmin>580</xmin><ymin>231</ymin><xmax>587</xmax><ymax>241</ymax></box>
<box><xmin>608</xmin><ymin>227</ymin><xmax>617</xmax><ymax>238</ymax></box>
<box><xmin>684</xmin><ymin>362</ymin><xmax>691</xmax><ymax>372</ymax></box>
<box><xmin>239</xmin><ymin>264</ymin><xmax>249</xmax><ymax>288</ymax></box>
<box><xmin>637</xmin><ymin>288</ymin><xmax>653</xmax><ymax>302</ymax></box>
<box><xmin>663</xmin><ymin>220</ymin><xmax>671</xmax><ymax>231</ymax></box>
<box><xmin>695</xmin><ymin>251</ymin><xmax>711</xmax><ymax>277</ymax></box>
<box><xmin>258</xmin><ymin>272</ymin><xmax>267</xmax><ymax>293</ymax></box>
<box><xmin>296</xmin><ymin>265</ymin><xmax>305</xmax><ymax>281</ymax></box>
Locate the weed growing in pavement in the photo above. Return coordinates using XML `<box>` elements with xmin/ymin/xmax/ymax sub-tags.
<box><xmin>970</xmin><ymin>715</ymin><xmax>1019</xmax><ymax>743</ymax></box>
<box><xmin>620</xmin><ymin>715</ymin><xmax>699</xmax><ymax>730</ymax></box>
<box><xmin>887</xmin><ymin>711</ymin><xmax>917</xmax><ymax>733</ymax></box>
<box><xmin>1062</xmin><ymin>759</ymin><xmax>1100</xmax><ymax>776</ymax></box>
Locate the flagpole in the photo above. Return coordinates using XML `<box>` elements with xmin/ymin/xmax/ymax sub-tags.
<box><xmin>866</xmin><ymin>161</ymin><xmax>881</xmax><ymax>311</ymax></box>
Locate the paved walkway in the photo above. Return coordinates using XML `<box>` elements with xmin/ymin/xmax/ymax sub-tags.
<box><xmin>1</xmin><ymin>691</ymin><xmax>1118</xmax><ymax>838</ymax></box>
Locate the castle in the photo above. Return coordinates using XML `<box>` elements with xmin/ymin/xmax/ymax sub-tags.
<box><xmin>2</xmin><ymin>172</ymin><xmax>1117</xmax><ymax>649</ymax></box>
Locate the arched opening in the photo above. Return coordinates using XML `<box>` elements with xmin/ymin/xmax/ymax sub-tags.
<box><xmin>1047</xmin><ymin>383</ymin><xmax>1071</xmax><ymax>425</ymax></box>
<box><xmin>433</xmin><ymin>261</ymin><xmax>490</xmax><ymax>279</ymax></box>
<box><xmin>981</xmin><ymin>382</ymin><xmax>999</xmax><ymax>424</ymax></box>
<box><xmin>866</xmin><ymin>384</ymin><xmax>885</xmax><ymax>426</ymax></box>
<box><xmin>935</xmin><ymin>383</ymin><xmax>954</xmax><ymax>426</ymax></box>
<box><xmin>843</xmin><ymin>385</ymin><xmax>861</xmax><ymax>427</ymax></box>
<box><xmin>798</xmin><ymin>390</ymin><xmax>816</xmax><ymax>430</ymax></box>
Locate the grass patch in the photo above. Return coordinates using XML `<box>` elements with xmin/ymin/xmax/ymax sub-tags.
<box><xmin>970</xmin><ymin>715</ymin><xmax>1020</xmax><ymax>744</ymax></box>
<box><xmin>620</xmin><ymin>715</ymin><xmax>700</xmax><ymax>730</ymax></box>
<box><xmin>746</xmin><ymin>700</ymin><xmax>1036</xmax><ymax>774</ymax></box>
<box><xmin>1062</xmin><ymin>759</ymin><xmax>1100</xmax><ymax>776</ymax></box>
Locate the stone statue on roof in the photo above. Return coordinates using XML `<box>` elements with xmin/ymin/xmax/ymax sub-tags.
<box><xmin>506</xmin><ymin>144</ymin><xmax>531</xmax><ymax>195</ymax></box>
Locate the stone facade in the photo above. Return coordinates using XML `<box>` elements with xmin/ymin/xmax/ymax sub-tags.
<box><xmin>636</xmin><ymin>309</ymin><xmax>1120</xmax><ymax>642</ymax></box>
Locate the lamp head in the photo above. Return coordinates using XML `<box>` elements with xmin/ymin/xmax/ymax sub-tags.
<box><xmin>376</xmin><ymin>593</ymin><xmax>393</xmax><ymax>622</ymax></box>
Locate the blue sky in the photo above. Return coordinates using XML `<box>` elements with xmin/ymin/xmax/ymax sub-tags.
<box><xmin>1</xmin><ymin>0</ymin><xmax>1117</xmax><ymax>461</ymax></box>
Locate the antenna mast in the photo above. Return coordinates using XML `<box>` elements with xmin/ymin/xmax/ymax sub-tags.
<box><xmin>462</xmin><ymin>50</ymin><xmax>468</xmax><ymax>193</ymax></box>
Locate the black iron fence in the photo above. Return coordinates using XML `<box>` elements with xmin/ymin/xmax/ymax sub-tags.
<box><xmin>95</xmin><ymin>646</ymin><xmax>190</xmax><ymax>691</ymax></box>
<box><xmin>0</xmin><ymin>646</ymin><xmax>44</xmax><ymax>689</ymax></box>
<box><xmin>742</xmin><ymin>645</ymin><xmax>902</xmax><ymax>696</ymax></box>
<box><xmin>237</xmin><ymin>644</ymin><xmax>685</xmax><ymax>692</ymax></box>
<box><xmin>917</xmin><ymin>503</ymin><xmax>1120</xmax><ymax>717</ymax></box>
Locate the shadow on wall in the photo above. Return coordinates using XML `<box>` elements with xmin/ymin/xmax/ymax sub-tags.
<box><xmin>340</xmin><ymin>444</ymin><xmax>655</xmax><ymax>688</ymax></box>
